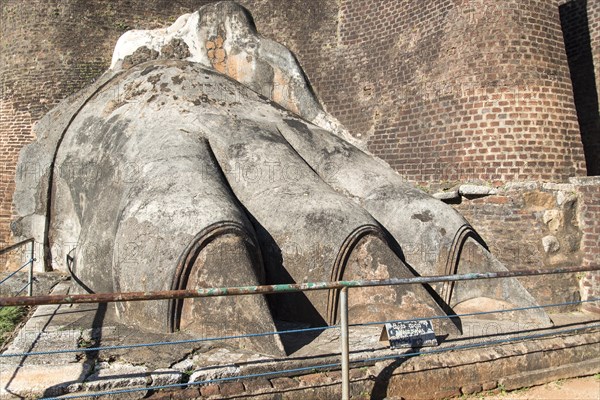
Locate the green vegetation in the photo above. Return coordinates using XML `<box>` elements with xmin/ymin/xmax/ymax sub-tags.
<box><xmin>553</xmin><ymin>379</ymin><xmax>565</xmax><ymax>388</ymax></box>
<box><xmin>511</xmin><ymin>386</ymin><xmax>530</xmax><ymax>394</ymax></box>
<box><xmin>0</xmin><ymin>306</ymin><xmax>27</xmax><ymax>346</ymax></box>
<box><xmin>497</xmin><ymin>383</ymin><xmax>507</xmax><ymax>395</ymax></box>
<box><xmin>77</xmin><ymin>337</ymin><xmax>93</xmax><ymax>349</ymax></box>
<box><xmin>114</xmin><ymin>21</ymin><xmax>131</xmax><ymax>31</ymax></box>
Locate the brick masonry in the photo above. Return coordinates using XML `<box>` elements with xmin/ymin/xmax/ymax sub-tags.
<box><xmin>336</xmin><ymin>0</ymin><xmax>587</xmax><ymax>185</ymax></box>
<box><xmin>559</xmin><ymin>0</ymin><xmax>600</xmax><ymax>176</ymax></box>
<box><xmin>440</xmin><ymin>177</ymin><xmax>600</xmax><ymax>312</ymax></box>
<box><xmin>444</xmin><ymin>179</ymin><xmax>600</xmax><ymax>311</ymax></box>
<box><xmin>141</xmin><ymin>329</ymin><xmax>600</xmax><ymax>399</ymax></box>
<box><xmin>0</xmin><ymin>0</ymin><xmax>598</xmax><ymax>310</ymax></box>
<box><xmin>572</xmin><ymin>177</ymin><xmax>600</xmax><ymax>313</ymax></box>
<box><xmin>450</xmin><ymin>182</ymin><xmax>583</xmax><ymax>310</ymax></box>
<box><xmin>591</xmin><ymin>0</ymin><xmax>600</xmax><ymax>99</ymax></box>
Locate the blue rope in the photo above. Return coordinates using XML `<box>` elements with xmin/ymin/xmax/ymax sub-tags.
<box><xmin>0</xmin><ymin>325</ymin><xmax>337</xmax><ymax>358</ymax></box>
<box><xmin>0</xmin><ymin>258</ymin><xmax>33</xmax><ymax>286</ymax></box>
<box><xmin>3</xmin><ymin>298</ymin><xmax>598</xmax><ymax>358</ymax></box>
<box><xmin>14</xmin><ymin>282</ymin><xmax>31</xmax><ymax>297</ymax></box>
<box><xmin>4</xmin><ymin>297</ymin><xmax>598</xmax><ymax>358</ymax></box>
<box><xmin>42</xmin><ymin>361</ymin><xmax>342</xmax><ymax>400</ymax></box>
<box><xmin>351</xmin><ymin>297</ymin><xmax>600</xmax><ymax>327</ymax></box>
<box><xmin>359</xmin><ymin>323</ymin><xmax>600</xmax><ymax>364</ymax></box>
<box><xmin>40</xmin><ymin>323</ymin><xmax>600</xmax><ymax>400</ymax></box>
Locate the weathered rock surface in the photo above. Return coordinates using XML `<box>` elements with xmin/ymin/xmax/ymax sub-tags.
<box><xmin>83</xmin><ymin>362</ymin><xmax>149</xmax><ymax>392</ymax></box>
<box><xmin>110</xmin><ymin>1</ymin><xmax>355</xmax><ymax>147</ymax></box>
<box><xmin>189</xmin><ymin>365</ymin><xmax>240</xmax><ymax>384</ymax></box>
<box><xmin>458</xmin><ymin>184</ymin><xmax>498</xmax><ymax>197</ymax></box>
<box><xmin>433</xmin><ymin>189</ymin><xmax>460</xmax><ymax>201</ymax></box>
<box><xmin>542</xmin><ymin>235</ymin><xmax>561</xmax><ymax>254</ymax></box>
<box><xmin>12</xmin><ymin>1</ymin><xmax>550</xmax><ymax>357</ymax></box>
<box><xmin>149</xmin><ymin>369</ymin><xmax>183</xmax><ymax>386</ymax></box>
<box><xmin>0</xmin><ymin>363</ymin><xmax>91</xmax><ymax>398</ymax></box>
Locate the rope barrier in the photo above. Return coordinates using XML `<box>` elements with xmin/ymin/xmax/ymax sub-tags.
<box><xmin>3</xmin><ymin>297</ymin><xmax>598</xmax><ymax>358</ymax></box>
<box><xmin>39</xmin><ymin>323</ymin><xmax>600</xmax><ymax>400</ymax></box>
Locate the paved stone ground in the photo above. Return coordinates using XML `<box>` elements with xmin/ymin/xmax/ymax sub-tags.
<box><xmin>1</xmin><ymin>279</ymin><xmax>599</xmax><ymax>399</ymax></box>
<box><xmin>0</xmin><ymin>271</ymin><xmax>69</xmax><ymax>297</ymax></box>
<box><xmin>454</xmin><ymin>375</ymin><xmax>600</xmax><ymax>399</ymax></box>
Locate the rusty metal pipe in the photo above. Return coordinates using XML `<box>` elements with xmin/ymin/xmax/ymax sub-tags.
<box><xmin>0</xmin><ymin>265</ymin><xmax>598</xmax><ymax>307</ymax></box>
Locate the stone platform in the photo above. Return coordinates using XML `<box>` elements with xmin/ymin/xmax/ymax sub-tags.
<box><xmin>1</xmin><ymin>281</ymin><xmax>599</xmax><ymax>399</ymax></box>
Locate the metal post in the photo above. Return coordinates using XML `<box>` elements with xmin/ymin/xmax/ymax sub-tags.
<box><xmin>340</xmin><ymin>286</ymin><xmax>350</xmax><ymax>400</ymax></box>
<box><xmin>28</xmin><ymin>241</ymin><xmax>34</xmax><ymax>296</ymax></box>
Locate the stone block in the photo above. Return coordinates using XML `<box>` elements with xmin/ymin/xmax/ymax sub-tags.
<box><xmin>523</xmin><ymin>191</ymin><xmax>556</xmax><ymax>210</ymax></box>
<box><xmin>433</xmin><ymin>190</ymin><xmax>460</xmax><ymax>201</ymax></box>
<box><xmin>199</xmin><ymin>383</ymin><xmax>220</xmax><ymax>397</ymax></box>
<box><xmin>170</xmin><ymin>358</ymin><xmax>193</xmax><ymax>373</ymax></box>
<box><xmin>0</xmin><ymin>363</ymin><xmax>90</xmax><ymax>398</ymax></box>
<box><xmin>461</xmin><ymin>383</ymin><xmax>482</xmax><ymax>395</ymax></box>
<box><xmin>150</xmin><ymin>369</ymin><xmax>183</xmax><ymax>387</ymax></box>
<box><xmin>219</xmin><ymin>381</ymin><xmax>245</xmax><ymax>396</ymax></box>
<box><xmin>270</xmin><ymin>377</ymin><xmax>298</xmax><ymax>390</ymax></box>
<box><xmin>459</xmin><ymin>184</ymin><xmax>497</xmax><ymax>197</ymax></box>
<box><xmin>189</xmin><ymin>365</ymin><xmax>239</xmax><ymax>384</ymax></box>
<box><xmin>542</xmin><ymin>235</ymin><xmax>560</xmax><ymax>254</ymax></box>
<box><xmin>84</xmin><ymin>362</ymin><xmax>149</xmax><ymax>392</ymax></box>
<box><xmin>244</xmin><ymin>378</ymin><xmax>272</xmax><ymax>392</ymax></box>
<box><xmin>171</xmin><ymin>387</ymin><xmax>200</xmax><ymax>400</ymax></box>
<box><xmin>3</xmin><ymin>329</ymin><xmax>81</xmax><ymax>365</ymax></box>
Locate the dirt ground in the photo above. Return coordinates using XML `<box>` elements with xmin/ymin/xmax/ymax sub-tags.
<box><xmin>457</xmin><ymin>375</ymin><xmax>600</xmax><ymax>399</ymax></box>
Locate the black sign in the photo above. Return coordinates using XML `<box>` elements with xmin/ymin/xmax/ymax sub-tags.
<box><xmin>380</xmin><ymin>320</ymin><xmax>438</xmax><ymax>349</ymax></box>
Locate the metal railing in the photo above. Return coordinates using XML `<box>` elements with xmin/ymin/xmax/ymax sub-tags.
<box><xmin>1</xmin><ymin>264</ymin><xmax>595</xmax><ymax>306</ymax></box>
<box><xmin>0</xmin><ymin>264</ymin><xmax>599</xmax><ymax>400</ymax></box>
<box><xmin>0</xmin><ymin>238</ymin><xmax>35</xmax><ymax>297</ymax></box>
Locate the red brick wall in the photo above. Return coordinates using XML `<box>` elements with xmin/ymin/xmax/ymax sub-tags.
<box><xmin>573</xmin><ymin>178</ymin><xmax>600</xmax><ymax>313</ymax></box>
<box><xmin>334</xmin><ymin>0</ymin><xmax>586</xmax><ymax>185</ymax></box>
<box><xmin>0</xmin><ymin>100</ymin><xmax>34</xmax><ymax>250</ymax></box>
<box><xmin>587</xmin><ymin>0</ymin><xmax>600</xmax><ymax>176</ymax></box>
<box><xmin>445</xmin><ymin>178</ymin><xmax>600</xmax><ymax>313</ymax></box>
<box><xmin>450</xmin><ymin>183</ymin><xmax>583</xmax><ymax>309</ymax></box>
<box><xmin>559</xmin><ymin>0</ymin><xmax>600</xmax><ymax>175</ymax></box>
<box><xmin>589</xmin><ymin>0</ymin><xmax>600</xmax><ymax>106</ymax></box>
